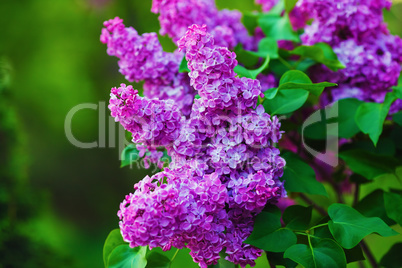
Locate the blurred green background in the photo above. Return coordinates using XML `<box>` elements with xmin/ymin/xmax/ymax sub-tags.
<box><xmin>0</xmin><ymin>0</ymin><xmax>401</xmax><ymax>267</ymax></box>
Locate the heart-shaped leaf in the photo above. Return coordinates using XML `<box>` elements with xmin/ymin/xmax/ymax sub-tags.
<box><xmin>328</xmin><ymin>203</ymin><xmax>398</xmax><ymax>249</ymax></box>
<box><xmin>120</xmin><ymin>144</ymin><xmax>140</xmax><ymax>168</ymax></box>
<box><xmin>245</xmin><ymin>207</ymin><xmax>297</xmax><ymax>252</ymax></box>
<box><xmin>290</xmin><ymin>43</ymin><xmax>345</xmax><ymax>71</ymax></box>
<box><xmin>284</xmin><ymin>239</ymin><xmax>346</xmax><ymax>268</ymax></box>
<box><xmin>339</xmin><ymin>149</ymin><xmax>400</xmax><ymax>180</ymax></box>
<box><xmin>355</xmin><ymin>92</ymin><xmax>397</xmax><ymax>146</ymax></box>
<box><xmin>103</xmin><ymin>229</ymin><xmax>127</xmax><ymax>267</ymax></box>
<box><xmin>354</xmin><ymin>190</ymin><xmax>395</xmax><ymax>226</ymax></box>
<box><xmin>263</xmin><ymin>89</ymin><xmax>309</xmax><ymax>115</ymax></box>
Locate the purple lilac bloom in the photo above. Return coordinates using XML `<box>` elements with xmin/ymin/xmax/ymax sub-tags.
<box><xmin>101</xmin><ymin>17</ymin><xmax>195</xmax><ymax>116</ymax></box>
<box><xmin>151</xmin><ymin>0</ymin><xmax>253</xmax><ymax>49</ymax></box>
<box><xmin>118</xmin><ymin>167</ymin><xmax>230</xmax><ymax>267</ymax></box>
<box><xmin>294</xmin><ymin>0</ymin><xmax>402</xmax><ymax>111</ymax></box>
<box><xmin>255</xmin><ymin>0</ymin><xmax>279</xmax><ymax>12</ymax></box>
<box><xmin>296</xmin><ymin>0</ymin><xmax>392</xmax><ymax>46</ymax></box>
<box><xmin>113</xmin><ymin>25</ymin><xmax>286</xmax><ymax>268</ymax></box>
<box><xmin>109</xmin><ymin>83</ymin><xmax>182</xmax><ymax>149</ymax></box>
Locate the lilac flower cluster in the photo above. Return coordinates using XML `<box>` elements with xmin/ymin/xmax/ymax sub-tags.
<box><xmin>115</xmin><ymin>25</ymin><xmax>286</xmax><ymax>267</ymax></box>
<box><xmin>255</xmin><ymin>0</ymin><xmax>279</xmax><ymax>12</ymax></box>
<box><xmin>294</xmin><ymin>0</ymin><xmax>402</xmax><ymax>111</ymax></box>
<box><xmin>151</xmin><ymin>0</ymin><xmax>253</xmax><ymax>49</ymax></box>
<box><xmin>118</xmin><ymin>167</ymin><xmax>229</xmax><ymax>265</ymax></box>
<box><xmin>101</xmin><ymin>17</ymin><xmax>195</xmax><ymax>116</ymax></box>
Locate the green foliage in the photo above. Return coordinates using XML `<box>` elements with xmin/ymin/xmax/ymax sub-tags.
<box><xmin>328</xmin><ymin>203</ymin><xmax>398</xmax><ymax>249</ymax></box>
<box><xmin>241</xmin><ymin>12</ymin><xmax>259</xmax><ymax>35</ymax></box>
<box><xmin>263</xmin><ymin>70</ymin><xmax>335</xmax><ymax>115</ymax></box>
<box><xmin>284</xmin><ymin>0</ymin><xmax>298</xmax><ymax>13</ymax></box>
<box><xmin>108</xmin><ymin>245</ymin><xmax>147</xmax><ymax>268</ymax></box>
<box><xmin>234</xmin><ymin>55</ymin><xmax>270</xmax><ymax>79</ymax></box>
<box><xmin>281</xmin><ymin>152</ymin><xmax>328</xmax><ymax>196</ymax></box>
<box><xmin>263</xmin><ymin>88</ymin><xmax>309</xmax><ymax>115</ymax></box>
<box><xmin>303</xmin><ymin>98</ymin><xmax>362</xmax><ymax>140</ymax></box>
<box><xmin>146</xmin><ymin>252</ymin><xmax>171</xmax><ymax>268</ymax></box>
<box><xmin>258</xmin><ymin>14</ymin><xmax>300</xmax><ymax>42</ymax></box>
<box><xmin>384</xmin><ymin>191</ymin><xmax>402</xmax><ymax>226</ymax></box>
<box><xmin>120</xmin><ymin>144</ymin><xmax>140</xmax><ymax>168</ymax></box>
<box><xmin>265</xmin><ymin>252</ymin><xmax>297</xmax><ymax>268</ymax></box>
<box><xmin>179</xmin><ymin>57</ymin><xmax>190</xmax><ymax>73</ymax></box>
<box><xmin>244</xmin><ymin>206</ymin><xmax>297</xmax><ymax>252</ymax></box>
<box><xmin>290</xmin><ymin>43</ymin><xmax>345</xmax><ymax>71</ymax></box>
<box><xmin>354</xmin><ymin>190</ymin><xmax>395</xmax><ymax>226</ymax></box>
<box><xmin>339</xmin><ymin>149</ymin><xmax>400</xmax><ymax>180</ymax></box>
<box><xmin>103</xmin><ymin>230</ymin><xmax>196</xmax><ymax>268</ymax></box>
<box><xmin>103</xmin><ymin>229</ymin><xmax>128</xmax><ymax>267</ymax></box>
<box><xmin>104</xmin><ymin>229</ymin><xmax>147</xmax><ymax>268</ymax></box>
<box><xmin>355</xmin><ymin>87</ymin><xmax>402</xmax><ymax>145</ymax></box>
<box><xmin>380</xmin><ymin>243</ymin><xmax>402</xmax><ymax>268</ymax></box>
<box><xmin>236</xmin><ymin>38</ymin><xmax>279</xmax><ymax>64</ymax></box>
<box><xmin>282</xmin><ymin>205</ymin><xmax>313</xmax><ymax>230</ymax></box>
<box><xmin>392</xmin><ymin>111</ymin><xmax>402</xmax><ymax>126</ymax></box>
<box><xmin>284</xmin><ymin>239</ymin><xmax>347</xmax><ymax>268</ymax></box>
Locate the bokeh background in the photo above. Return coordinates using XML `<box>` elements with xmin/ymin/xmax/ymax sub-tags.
<box><xmin>1</xmin><ymin>0</ymin><xmax>401</xmax><ymax>267</ymax></box>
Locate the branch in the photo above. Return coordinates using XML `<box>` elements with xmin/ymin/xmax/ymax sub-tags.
<box><xmin>360</xmin><ymin>240</ymin><xmax>378</xmax><ymax>268</ymax></box>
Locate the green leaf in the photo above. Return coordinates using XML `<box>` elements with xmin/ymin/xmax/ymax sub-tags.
<box><xmin>279</xmin><ymin>81</ymin><xmax>336</xmax><ymax>96</ymax></box>
<box><xmin>108</xmin><ymin>245</ymin><xmax>147</xmax><ymax>268</ymax></box>
<box><xmin>234</xmin><ymin>45</ymin><xmax>260</xmax><ymax>68</ymax></box>
<box><xmin>263</xmin><ymin>88</ymin><xmax>309</xmax><ymax>115</ymax></box>
<box><xmin>120</xmin><ymin>144</ymin><xmax>140</xmax><ymax>168</ymax></box>
<box><xmin>263</xmin><ymin>87</ymin><xmax>278</xmax><ymax>99</ymax></box>
<box><xmin>285</xmin><ymin>0</ymin><xmax>299</xmax><ymax>13</ymax></box>
<box><xmin>328</xmin><ymin>203</ymin><xmax>398</xmax><ymax>249</ymax></box>
<box><xmin>103</xmin><ymin>229</ymin><xmax>126</xmax><ymax>268</ymax></box>
<box><xmin>355</xmin><ymin>92</ymin><xmax>397</xmax><ymax>146</ymax></box>
<box><xmin>380</xmin><ymin>243</ymin><xmax>402</xmax><ymax>268</ymax></box>
<box><xmin>384</xmin><ymin>191</ymin><xmax>402</xmax><ymax>226</ymax></box>
<box><xmin>310</xmin><ymin>222</ymin><xmax>365</xmax><ymax>263</ymax></box>
<box><xmin>234</xmin><ymin>55</ymin><xmax>270</xmax><ymax>79</ymax></box>
<box><xmin>266</xmin><ymin>252</ymin><xmax>297</xmax><ymax>268</ymax></box>
<box><xmin>244</xmin><ymin>209</ymin><xmax>297</xmax><ymax>252</ymax></box>
<box><xmin>392</xmin><ymin>111</ymin><xmax>402</xmax><ymax>126</ymax></box>
<box><xmin>336</xmin><ymin>98</ymin><xmax>362</xmax><ymax>138</ymax></box>
<box><xmin>146</xmin><ymin>252</ymin><xmax>170</xmax><ymax>268</ymax></box>
<box><xmin>284</xmin><ymin>239</ymin><xmax>346</xmax><ymax>268</ymax></box>
<box><xmin>179</xmin><ymin>57</ymin><xmax>190</xmax><ymax>73</ymax></box>
<box><xmin>283</xmin><ymin>205</ymin><xmax>313</xmax><ymax>230</ymax></box>
<box><xmin>258</xmin><ymin>14</ymin><xmax>300</xmax><ymax>42</ymax></box>
<box><xmin>342</xmin><ymin>138</ymin><xmax>396</xmax><ymax>156</ymax></box>
<box><xmin>242</xmin><ymin>12</ymin><xmax>259</xmax><ymax>35</ymax></box>
<box><xmin>244</xmin><ymin>37</ymin><xmax>279</xmax><ymax>59</ymax></box>
<box><xmin>281</xmin><ymin>152</ymin><xmax>328</xmax><ymax>196</ymax></box>
<box><xmin>290</xmin><ymin>43</ymin><xmax>345</xmax><ymax>71</ymax></box>
<box><xmin>393</xmin><ymin>85</ymin><xmax>402</xmax><ymax>99</ymax></box>
<box><xmin>354</xmin><ymin>190</ymin><xmax>395</xmax><ymax>226</ymax></box>
<box><xmin>339</xmin><ymin>149</ymin><xmax>400</xmax><ymax>180</ymax></box>
<box><xmin>303</xmin><ymin>98</ymin><xmax>362</xmax><ymax>140</ymax></box>
<box><xmin>278</xmin><ymin>70</ymin><xmax>336</xmax><ymax>96</ymax></box>
<box><xmin>279</xmin><ymin>69</ymin><xmax>311</xmax><ymax>84</ymax></box>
